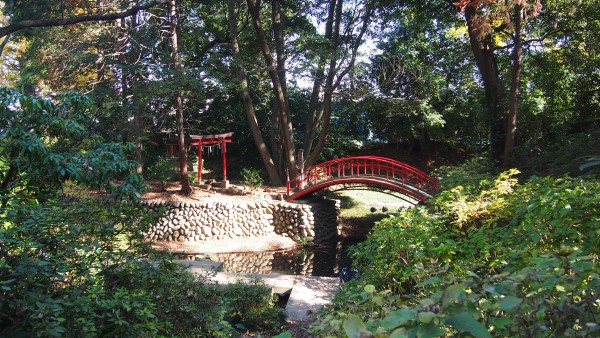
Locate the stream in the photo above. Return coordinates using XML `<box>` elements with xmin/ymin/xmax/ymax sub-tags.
<box><xmin>173</xmin><ymin>237</ymin><xmax>364</xmax><ymax>282</ymax></box>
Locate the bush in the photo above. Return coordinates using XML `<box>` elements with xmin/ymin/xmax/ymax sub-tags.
<box><xmin>0</xmin><ymin>89</ymin><xmax>284</xmax><ymax>337</ymax></box>
<box><xmin>312</xmin><ymin>161</ymin><xmax>600</xmax><ymax>337</ymax></box>
<box><xmin>0</xmin><ymin>197</ymin><xmax>161</xmax><ymax>337</ymax></box>
<box><xmin>222</xmin><ymin>279</ymin><xmax>286</xmax><ymax>333</ymax></box>
<box><xmin>240</xmin><ymin>167</ymin><xmax>264</xmax><ymax>188</ymax></box>
<box><xmin>0</xmin><ymin>197</ymin><xmax>285</xmax><ymax>337</ymax></box>
<box><xmin>145</xmin><ymin>156</ymin><xmax>177</xmax><ymax>190</ymax></box>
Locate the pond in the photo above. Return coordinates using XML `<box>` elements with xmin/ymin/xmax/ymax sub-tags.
<box><xmin>172</xmin><ymin>190</ymin><xmax>411</xmax><ymax>282</ymax></box>
<box><xmin>173</xmin><ymin>237</ymin><xmax>364</xmax><ymax>282</ymax></box>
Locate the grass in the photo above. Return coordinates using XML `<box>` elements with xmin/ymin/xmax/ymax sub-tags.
<box><xmin>324</xmin><ymin>190</ymin><xmax>417</xmax><ymax>238</ymax></box>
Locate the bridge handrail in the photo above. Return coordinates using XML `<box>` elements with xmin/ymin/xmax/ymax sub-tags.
<box><xmin>287</xmin><ymin>156</ymin><xmax>438</xmax><ymax>197</ymax></box>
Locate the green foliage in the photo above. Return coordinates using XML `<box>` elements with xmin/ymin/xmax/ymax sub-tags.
<box><xmin>240</xmin><ymin>167</ymin><xmax>264</xmax><ymax>188</ymax></box>
<box><xmin>433</xmin><ymin>169</ymin><xmax>520</xmax><ymax>229</ymax></box>
<box><xmin>0</xmin><ymin>89</ymin><xmax>284</xmax><ymax>337</ymax></box>
<box><xmin>314</xmin><ymin>252</ymin><xmax>600</xmax><ymax>337</ymax></box>
<box><xmin>102</xmin><ymin>259</ymin><xmax>233</xmax><ymax>337</ymax></box>
<box><xmin>222</xmin><ymin>280</ymin><xmax>286</xmax><ymax>333</ymax></box>
<box><xmin>513</xmin><ymin>131</ymin><xmax>600</xmax><ymax>177</ymax></box>
<box><xmin>145</xmin><ymin>156</ymin><xmax>177</xmax><ymax>190</ymax></box>
<box><xmin>313</xmin><ymin>160</ymin><xmax>600</xmax><ymax>337</ymax></box>
<box><xmin>0</xmin><ymin>196</ymin><xmax>285</xmax><ymax>336</ymax></box>
<box><xmin>365</xmin><ymin>4</ymin><xmax>486</xmax><ymax>148</ymax></box>
<box><xmin>1</xmin><ymin>198</ymin><xmax>157</xmax><ymax>336</ymax></box>
<box><xmin>0</xmin><ymin>88</ymin><xmax>143</xmax><ymax>202</ymax></box>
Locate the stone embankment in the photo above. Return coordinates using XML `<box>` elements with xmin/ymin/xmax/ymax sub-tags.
<box><xmin>142</xmin><ymin>198</ymin><xmax>341</xmax><ymax>246</ymax></box>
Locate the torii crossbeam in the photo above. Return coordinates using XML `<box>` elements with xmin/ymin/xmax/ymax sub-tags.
<box><xmin>190</xmin><ymin>133</ymin><xmax>233</xmax><ymax>182</ymax></box>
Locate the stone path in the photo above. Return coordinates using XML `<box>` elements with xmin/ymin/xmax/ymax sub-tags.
<box><xmin>176</xmin><ymin>260</ymin><xmax>339</xmax><ymax>321</ymax></box>
<box><xmin>285</xmin><ymin>275</ymin><xmax>339</xmax><ymax>321</ymax></box>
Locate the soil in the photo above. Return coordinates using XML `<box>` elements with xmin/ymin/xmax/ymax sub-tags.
<box><xmin>143</xmin><ymin>181</ymin><xmax>288</xmax><ymax>204</ymax></box>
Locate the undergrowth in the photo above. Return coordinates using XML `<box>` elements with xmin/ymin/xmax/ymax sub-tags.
<box><xmin>312</xmin><ymin>158</ymin><xmax>600</xmax><ymax>337</ymax></box>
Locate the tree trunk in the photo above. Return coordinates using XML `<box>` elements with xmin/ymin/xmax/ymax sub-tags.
<box><xmin>502</xmin><ymin>4</ymin><xmax>524</xmax><ymax>168</ymax></box>
<box><xmin>0</xmin><ymin>35</ymin><xmax>10</xmax><ymax>57</ymax></box>
<box><xmin>464</xmin><ymin>4</ymin><xmax>506</xmax><ymax>163</ymax></box>
<box><xmin>270</xmin><ymin>101</ymin><xmax>284</xmax><ymax>178</ymax></box>
<box><xmin>169</xmin><ymin>0</ymin><xmax>192</xmax><ymax>195</ymax></box>
<box><xmin>246</xmin><ymin>0</ymin><xmax>297</xmax><ymax>178</ymax></box>
<box><xmin>306</xmin><ymin>0</ymin><xmax>373</xmax><ymax>167</ymax></box>
<box><xmin>272</xmin><ymin>0</ymin><xmax>288</xmax><ymax>179</ymax></box>
<box><xmin>303</xmin><ymin>0</ymin><xmax>336</xmax><ymax>156</ymax></box>
<box><xmin>126</xmin><ymin>13</ymin><xmax>145</xmax><ymax>175</ymax></box>
<box><xmin>227</xmin><ymin>0</ymin><xmax>283</xmax><ymax>185</ymax></box>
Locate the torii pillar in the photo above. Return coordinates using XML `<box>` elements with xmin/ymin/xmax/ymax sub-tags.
<box><xmin>190</xmin><ymin>133</ymin><xmax>233</xmax><ymax>183</ymax></box>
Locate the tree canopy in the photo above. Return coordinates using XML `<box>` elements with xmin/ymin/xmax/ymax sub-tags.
<box><xmin>0</xmin><ymin>0</ymin><xmax>597</xmax><ymax>179</ymax></box>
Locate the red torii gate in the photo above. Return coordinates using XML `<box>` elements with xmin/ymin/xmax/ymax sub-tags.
<box><xmin>190</xmin><ymin>133</ymin><xmax>233</xmax><ymax>182</ymax></box>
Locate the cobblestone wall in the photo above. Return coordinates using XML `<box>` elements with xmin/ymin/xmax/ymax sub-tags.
<box><xmin>142</xmin><ymin>198</ymin><xmax>340</xmax><ymax>245</ymax></box>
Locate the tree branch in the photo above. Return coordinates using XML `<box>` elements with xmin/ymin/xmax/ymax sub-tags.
<box><xmin>0</xmin><ymin>35</ymin><xmax>10</xmax><ymax>57</ymax></box>
<box><xmin>0</xmin><ymin>0</ymin><xmax>170</xmax><ymax>38</ymax></box>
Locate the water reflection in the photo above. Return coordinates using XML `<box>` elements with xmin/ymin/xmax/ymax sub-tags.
<box><xmin>173</xmin><ymin>238</ymin><xmax>362</xmax><ymax>281</ymax></box>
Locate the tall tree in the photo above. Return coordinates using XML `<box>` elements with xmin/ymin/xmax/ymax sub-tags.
<box><xmin>365</xmin><ymin>1</ymin><xmax>484</xmax><ymax>150</ymax></box>
<box><xmin>227</xmin><ymin>0</ymin><xmax>281</xmax><ymax>184</ymax></box>
<box><xmin>169</xmin><ymin>0</ymin><xmax>192</xmax><ymax>194</ymax></box>
<box><xmin>228</xmin><ymin>0</ymin><xmax>374</xmax><ymax>184</ymax></box>
<box><xmin>453</xmin><ymin>0</ymin><xmax>542</xmax><ymax>165</ymax></box>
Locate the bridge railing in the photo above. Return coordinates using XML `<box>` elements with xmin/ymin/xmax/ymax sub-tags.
<box><xmin>287</xmin><ymin>156</ymin><xmax>438</xmax><ymax>197</ymax></box>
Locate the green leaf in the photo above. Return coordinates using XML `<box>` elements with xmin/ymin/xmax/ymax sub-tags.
<box><xmin>383</xmin><ymin>309</ymin><xmax>418</xmax><ymax>330</ymax></box>
<box><xmin>419</xmin><ymin>299</ymin><xmax>435</xmax><ymax>308</ymax></box>
<box><xmin>442</xmin><ymin>283</ymin><xmax>465</xmax><ymax>308</ymax></box>
<box><xmin>390</xmin><ymin>327</ymin><xmax>409</xmax><ymax>338</ymax></box>
<box><xmin>273</xmin><ymin>332</ymin><xmax>292</xmax><ymax>338</ymax></box>
<box><xmin>364</xmin><ymin>284</ymin><xmax>376</xmax><ymax>293</ymax></box>
<box><xmin>416</xmin><ymin>277</ymin><xmax>441</xmax><ymax>287</ymax></box>
<box><xmin>418</xmin><ymin>311</ymin><xmax>436</xmax><ymax>324</ymax></box>
<box><xmin>498</xmin><ymin>296</ymin><xmax>521</xmax><ymax>311</ymax></box>
<box><xmin>416</xmin><ymin>322</ymin><xmax>444</xmax><ymax>338</ymax></box>
<box><xmin>372</xmin><ymin>295</ymin><xmax>384</xmax><ymax>306</ymax></box>
<box><xmin>343</xmin><ymin>314</ymin><xmax>369</xmax><ymax>338</ymax></box>
<box><xmin>444</xmin><ymin>312</ymin><xmax>491</xmax><ymax>338</ymax></box>
<box><xmin>492</xmin><ymin>317</ymin><xmax>513</xmax><ymax>329</ymax></box>
<box><xmin>483</xmin><ymin>284</ymin><xmax>497</xmax><ymax>294</ymax></box>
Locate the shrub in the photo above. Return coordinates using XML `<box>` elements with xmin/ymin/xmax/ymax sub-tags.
<box><xmin>145</xmin><ymin>156</ymin><xmax>177</xmax><ymax>190</ymax></box>
<box><xmin>240</xmin><ymin>167</ymin><xmax>264</xmax><ymax>188</ymax></box>
<box><xmin>0</xmin><ymin>197</ymin><xmax>285</xmax><ymax>337</ymax></box>
<box><xmin>222</xmin><ymin>279</ymin><xmax>286</xmax><ymax>333</ymax></box>
<box><xmin>0</xmin><ymin>89</ymin><xmax>284</xmax><ymax>337</ymax></box>
<box><xmin>312</xmin><ymin>161</ymin><xmax>600</xmax><ymax>337</ymax></box>
<box><xmin>314</xmin><ymin>253</ymin><xmax>600</xmax><ymax>337</ymax></box>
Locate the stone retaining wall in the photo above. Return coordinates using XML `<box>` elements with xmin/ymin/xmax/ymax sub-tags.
<box><xmin>142</xmin><ymin>198</ymin><xmax>340</xmax><ymax>245</ymax></box>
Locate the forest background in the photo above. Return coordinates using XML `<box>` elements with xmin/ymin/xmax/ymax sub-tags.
<box><xmin>2</xmin><ymin>0</ymin><xmax>598</xmax><ymax>187</ymax></box>
<box><xmin>1</xmin><ymin>0</ymin><xmax>599</xmax><ymax>336</ymax></box>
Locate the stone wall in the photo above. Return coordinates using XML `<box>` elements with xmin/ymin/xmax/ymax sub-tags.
<box><xmin>142</xmin><ymin>198</ymin><xmax>340</xmax><ymax>245</ymax></box>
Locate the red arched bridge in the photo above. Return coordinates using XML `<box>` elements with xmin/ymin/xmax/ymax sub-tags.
<box><xmin>286</xmin><ymin>156</ymin><xmax>438</xmax><ymax>202</ymax></box>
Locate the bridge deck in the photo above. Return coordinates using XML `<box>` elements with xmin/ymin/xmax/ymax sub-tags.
<box><xmin>287</xmin><ymin>175</ymin><xmax>434</xmax><ymax>201</ymax></box>
<box><xmin>287</xmin><ymin>156</ymin><xmax>437</xmax><ymax>202</ymax></box>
